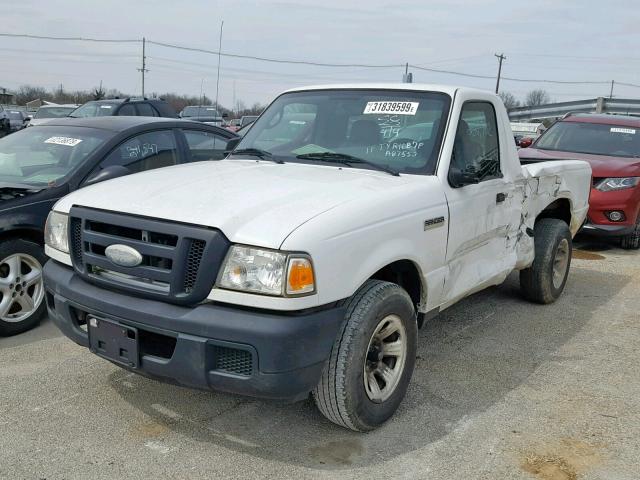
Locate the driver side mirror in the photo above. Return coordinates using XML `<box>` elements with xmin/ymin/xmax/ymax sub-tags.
<box><xmin>448</xmin><ymin>166</ymin><xmax>481</xmax><ymax>188</ymax></box>
<box><xmin>83</xmin><ymin>165</ymin><xmax>131</xmax><ymax>187</ymax></box>
<box><xmin>224</xmin><ymin>137</ymin><xmax>241</xmax><ymax>155</ymax></box>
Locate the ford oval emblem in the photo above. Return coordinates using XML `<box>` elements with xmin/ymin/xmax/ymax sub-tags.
<box><xmin>105</xmin><ymin>244</ymin><xmax>143</xmax><ymax>268</ymax></box>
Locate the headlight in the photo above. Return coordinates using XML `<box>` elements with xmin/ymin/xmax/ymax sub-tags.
<box><xmin>218</xmin><ymin>245</ymin><xmax>315</xmax><ymax>296</ymax></box>
<box><xmin>44</xmin><ymin>211</ymin><xmax>69</xmax><ymax>253</ymax></box>
<box><xmin>595</xmin><ymin>177</ymin><xmax>640</xmax><ymax>192</ymax></box>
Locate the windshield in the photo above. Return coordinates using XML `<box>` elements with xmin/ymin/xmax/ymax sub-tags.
<box><xmin>8</xmin><ymin>112</ymin><xmax>23</xmax><ymax>120</ymax></box>
<box><xmin>0</xmin><ymin>126</ymin><xmax>109</xmax><ymax>186</ymax></box>
<box><xmin>34</xmin><ymin>107</ymin><xmax>76</xmax><ymax>119</ymax></box>
<box><xmin>70</xmin><ymin>101</ymin><xmax>120</xmax><ymax>118</ymax></box>
<box><xmin>182</xmin><ymin>106</ymin><xmax>219</xmax><ymax>117</ymax></box>
<box><xmin>535</xmin><ymin>121</ymin><xmax>640</xmax><ymax>158</ymax></box>
<box><xmin>236</xmin><ymin>89</ymin><xmax>451</xmax><ymax>175</ymax></box>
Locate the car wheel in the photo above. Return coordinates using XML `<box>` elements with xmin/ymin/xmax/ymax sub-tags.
<box><xmin>620</xmin><ymin>217</ymin><xmax>640</xmax><ymax>250</ymax></box>
<box><xmin>312</xmin><ymin>280</ymin><xmax>417</xmax><ymax>431</ymax></box>
<box><xmin>520</xmin><ymin>218</ymin><xmax>572</xmax><ymax>304</ymax></box>
<box><xmin>0</xmin><ymin>239</ymin><xmax>48</xmax><ymax>336</ymax></box>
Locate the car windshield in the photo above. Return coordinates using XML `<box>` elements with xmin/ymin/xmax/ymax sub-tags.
<box><xmin>182</xmin><ymin>106</ymin><xmax>219</xmax><ymax>117</ymax></box>
<box><xmin>236</xmin><ymin>89</ymin><xmax>451</xmax><ymax>175</ymax></box>
<box><xmin>535</xmin><ymin>121</ymin><xmax>640</xmax><ymax>158</ymax></box>
<box><xmin>34</xmin><ymin>107</ymin><xmax>76</xmax><ymax>119</ymax></box>
<box><xmin>70</xmin><ymin>101</ymin><xmax>120</xmax><ymax>118</ymax></box>
<box><xmin>8</xmin><ymin>112</ymin><xmax>23</xmax><ymax>120</ymax></box>
<box><xmin>0</xmin><ymin>126</ymin><xmax>109</xmax><ymax>186</ymax></box>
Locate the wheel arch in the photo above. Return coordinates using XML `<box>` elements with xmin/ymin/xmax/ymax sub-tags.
<box><xmin>536</xmin><ymin>197</ymin><xmax>572</xmax><ymax>226</ymax></box>
<box><xmin>0</xmin><ymin>228</ymin><xmax>44</xmax><ymax>246</ymax></box>
<box><xmin>367</xmin><ymin>259</ymin><xmax>425</xmax><ymax>315</ymax></box>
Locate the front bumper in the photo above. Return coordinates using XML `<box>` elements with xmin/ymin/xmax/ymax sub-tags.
<box><xmin>580</xmin><ymin>222</ymin><xmax>636</xmax><ymax>237</ymax></box>
<box><xmin>44</xmin><ymin>260</ymin><xmax>345</xmax><ymax>402</ymax></box>
<box><xmin>584</xmin><ymin>186</ymin><xmax>640</xmax><ymax>237</ymax></box>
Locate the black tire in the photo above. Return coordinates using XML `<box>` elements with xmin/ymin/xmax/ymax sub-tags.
<box><xmin>520</xmin><ymin>218</ymin><xmax>572</xmax><ymax>304</ymax></box>
<box><xmin>313</xmin><ymin>280</ymin><xmax>417</xmax><ymax>431</ymax></box>
<box><xmin>0</xmin><ymin>239</ymin><xmax>48</xmax><ymax>336</ymax></box>
<box><xmin>620</xmin><ymin>217</ymin><xmax>640</xmax><ymax>250</ymax></box>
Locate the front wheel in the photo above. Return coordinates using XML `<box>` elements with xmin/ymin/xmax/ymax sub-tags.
<box><xmin>620</xmin><ymin>217</ymin><xmax>640</xmax><ymax>250</ymax></box>
<box><xmin>0</xmin><ymin>239</ymin><xmax>48</xmax><ymax>336</ymax></box>
<box><xmin>313</xmin><ymin>280</ymin><xmax>417</xmax><ymax>431</ymax></box>
<box><xmin>520</xmin><ymin>218</ymin><xmax>572</xmax><ymax>304</ymax></box>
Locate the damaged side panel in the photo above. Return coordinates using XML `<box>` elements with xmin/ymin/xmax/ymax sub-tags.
<box><xmin>515</xmin><ymin>160</ymin><xmax>592</xmax><ymax>269</ymax></box>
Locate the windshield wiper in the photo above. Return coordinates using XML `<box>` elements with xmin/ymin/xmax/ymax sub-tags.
<box><xmin>230</xmin><ymin>148</ymin><xmax>284</xmax><ymax>164</ymax></box>
<box><xmin>296</xmin><ymin>152</ymin><xmax>399</xmax><ymax>176</ymax></box>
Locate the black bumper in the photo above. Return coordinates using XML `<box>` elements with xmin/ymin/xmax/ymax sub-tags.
<box><xmin>44</xmin><ymin>260</ymin><xmax>345</xmax><ymax>402</ymax></box>
<box><xmin>580</xmin><ymin>222</ymin><xmax>636</xmax><ymax>237</ymax></box>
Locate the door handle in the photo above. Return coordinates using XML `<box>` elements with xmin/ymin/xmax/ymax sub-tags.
<box><xmin>496</xmin><ymin>192</ymin><xmax>507</xmax><ymax>203</ymax></box>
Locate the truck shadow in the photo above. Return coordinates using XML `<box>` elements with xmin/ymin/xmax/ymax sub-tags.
<box><xmin>109</xmin><ymin>263</ymin><xmax>630</xmax><ymax>470</ymax></box>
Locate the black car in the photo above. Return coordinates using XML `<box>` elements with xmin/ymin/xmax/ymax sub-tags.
<box><xmin>70</xmin><ymin>98</ymin><xmax>178</xmax><ymax>119</ymax></box>
<box><xmin>0</xmin><ymin>116</ymin><xmax>238</xmax><ymax>335</ymax></box>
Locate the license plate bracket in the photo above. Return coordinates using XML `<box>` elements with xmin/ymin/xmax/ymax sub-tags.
<box><xmin>88</xmin><ymin>317</ymin><xmax>139</xmax><ymax>368</ymax></box>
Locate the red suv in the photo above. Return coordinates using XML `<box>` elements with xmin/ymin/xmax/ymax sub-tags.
<box><xmin>519</xmin><ymin>113</ymin><xmax>640</xmax><ymax>249</ymax></box>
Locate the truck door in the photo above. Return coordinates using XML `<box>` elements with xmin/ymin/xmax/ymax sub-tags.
<box><xmin>440</xmin><ymin>99</ymin><xmax>521</xmax><ymax>307</ymax></box>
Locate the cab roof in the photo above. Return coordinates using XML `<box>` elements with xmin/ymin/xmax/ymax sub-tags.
<box><xmin>282</xmin><ymin>83</ymin><xmax>482</xmax><ymax>97</ymax></box>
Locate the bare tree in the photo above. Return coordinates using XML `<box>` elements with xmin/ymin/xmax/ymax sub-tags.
<box><xmin>525</xmin><ymin>89</ymin><xmax>551</xmax><ymax>107</ymax></box>
<box><xmin>498</xmin><ymin>91</ymin><xmax>520</xmax><ymax>110</ymax></box>
<box><xmin>15</xmin><ymin>85</ymin><xmax>48</xmax><ymax>105</ymax></box>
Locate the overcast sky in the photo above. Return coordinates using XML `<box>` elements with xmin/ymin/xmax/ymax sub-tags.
<box><xmin>2</xmin><ymin>0</ymin><xmax>639</xmax><ymax>108</ymax></box>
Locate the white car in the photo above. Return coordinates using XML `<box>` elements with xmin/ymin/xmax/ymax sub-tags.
<box><xmin>28</xmin><ymin>104</ymin><xmax>78</xmax><ymax>127</ymax></box>
<box><xmin>43</xmin><ymin>83</ymin><xmax>591</xmax><ymax>431</ymax></box>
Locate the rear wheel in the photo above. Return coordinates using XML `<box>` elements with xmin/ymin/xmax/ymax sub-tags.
<box><xmin>313</xmin><ymin>280</ymin><xmax>417</xmax><ymax>431</ymax></box>
<box><xmin>620</xmin><ymin>217</ymin><xmax>640</xmax><ymax>250</ymax></box>
<box><xmin>0</xmin><ymin>240</ymin><xmax>47</xmax><ymax>336</ymax></box>
<box><xmin>520</xmin><ymin>218</ymin><xmax>572</xmax><ymax>304</ymax></box>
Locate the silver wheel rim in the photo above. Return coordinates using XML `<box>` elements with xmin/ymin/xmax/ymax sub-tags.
<box><xmin>552</xmin><ymin>238</ymin><xmax>570</xmax><ymax>289</ymax></box>
<box><xmin>363</xmin><ymin>314</ymin><xmax>407</xmax><ymax>403</ymax></box>
<box><xmin>0</xmin><ymin>253</ymin><xmax>44</xmax><ymax>323</ymax></box>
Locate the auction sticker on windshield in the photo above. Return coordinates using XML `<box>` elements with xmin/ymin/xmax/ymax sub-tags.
<box><xmin>610</xmin><ymin>127</ymin><xmax>635</xmax><ymax>135</ymax></box>
<box><xmin>364</xmin><ymin>101</ymin><xmax>419</xmax><ymax>115</ymax></box>
<box><xmin>44</xmin><ymin>136</ymin><xmax>83</xmax><ymax>147</ymax></box>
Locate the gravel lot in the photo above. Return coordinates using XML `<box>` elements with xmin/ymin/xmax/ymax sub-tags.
<box><xmin>1</xmin><ymin>235</ymin><xmax>639</xmax><ymax>480</ymax></box>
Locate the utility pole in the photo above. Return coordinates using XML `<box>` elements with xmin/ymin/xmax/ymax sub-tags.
<box><xmin>610</xmin><ymin>80</ymin><xmax>615</xmax><ymax>99</ymax></box>
<box><xmin>494</xmin><ymin>53</ymin><xmax>506</xmax><ymax>94</ymax></box>
<box><xmin>138</xmin><ymin>37</ymin><xmax>149</xmax><ymax>97</ymax></box>
<box><xmin>402</xmin><ymin>62</ymin><xmax>413</xmax><ymax>83</ymax></box>
<box><xmin>215</xmin><ymin>20</ymin><xmax>224</xmax><ymax>114</ymax></box>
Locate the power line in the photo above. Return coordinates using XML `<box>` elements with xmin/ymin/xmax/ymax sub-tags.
<box><xmin>0</xmin><ymin>32</ymin><xmax>140</xmax><ymax>43</ymax></box>
<box><xmin>147</xmin><ymin>39</ymin><xmax>404</xmax><ymax>68</ymax></box>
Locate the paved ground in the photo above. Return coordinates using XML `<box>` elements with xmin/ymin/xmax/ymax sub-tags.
<box><xmin>1</xmin><ymin>235</ymin><xmax>639</xmax><ymax>480</ymax></box>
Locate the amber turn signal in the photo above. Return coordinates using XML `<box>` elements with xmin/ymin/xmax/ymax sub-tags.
<box><xmin>286</xmin><ymin>257</ymin><xmax>315</xmax><ymax>295</ymax></box>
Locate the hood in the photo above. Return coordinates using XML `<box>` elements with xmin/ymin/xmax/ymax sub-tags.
<box><xmin>520</xmin><ymin>147</ymin><xmax>640</xmax><ymax>178</ymax></box>
<box><xmin>54</xmin><ymin>159</ymin><xmax>414</xmax><ymax>248</ymax></box>
<box><xmin>27</xmin><ymin>118</ymin><xmax>56</xmax><ymax>127</ymax></box>
<box><xmin>0</xmin><ymin>183</ymin><xmax>45</xmax><ymax>202</ymax></box>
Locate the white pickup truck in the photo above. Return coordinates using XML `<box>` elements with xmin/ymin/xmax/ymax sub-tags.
<box><xmin>43</xmin><ymin>84</ymin><xmax>591</xmax><ymax>431</ymax></box>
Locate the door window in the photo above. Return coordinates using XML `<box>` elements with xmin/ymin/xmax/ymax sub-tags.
<box><xmin>100</xmin><ymin>130</ymin><xmax>178</xmax><ymax>173</ymax></box>
<box><xmin>136</xmin><ymin>103</ymin><xmax>158</xmax><ymax>117</ymax></box>
<box><xmin>182</xmin><ymin>129</ymin><xmax>230</xmax><ymax>161</ymax></box>
<box><xmin>117</xmin><ymin>104</ymin><xmax>137</xmax><ymax>116</ymax></box>
<box><xmin>450</xmin><ymin>102</ymin><xmax>501</xmax><ymax>182</ymax></box>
